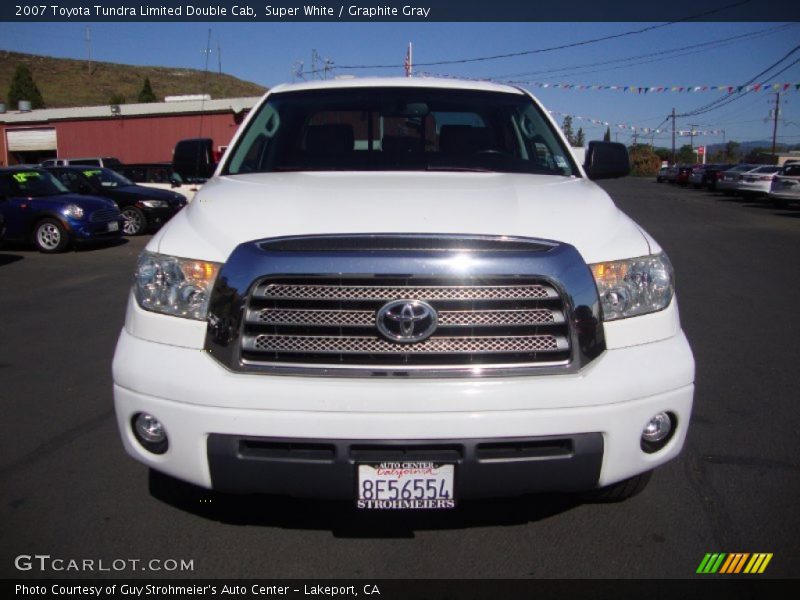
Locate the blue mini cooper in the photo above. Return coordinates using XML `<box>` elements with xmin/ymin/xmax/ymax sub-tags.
<box><xmin>0</xmin><ymin>168</ymin><xmax>123</xmax><ymax>253</ymax></box>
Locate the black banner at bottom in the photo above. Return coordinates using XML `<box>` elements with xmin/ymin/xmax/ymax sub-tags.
<box><xmin>4</xmin><ymin>579</ymin><xmax>796</xmax><ymax>600</ymax></box>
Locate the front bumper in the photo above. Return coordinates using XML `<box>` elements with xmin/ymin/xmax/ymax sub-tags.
<box><xmin>68</xmin><ymin>217</ymin><xmax>124</xmax><ymax>240</ymax></box>
<box><xmin>140</xmin><ymin>205</ymin><xmax>181</xmax><ymax>229</ymax></box>
<box><xmin>113</xmin><ymin>326</ymin><xmax>695</xmax><ymax>498</ymax></box>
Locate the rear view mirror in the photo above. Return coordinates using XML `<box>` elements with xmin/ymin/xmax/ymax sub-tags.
<box><xmin>381</xmin><ymin>102</ymin><xmax>429</xmax><ymax>118</ymax></box>
<box><xmin>584</xmin><ymin>141</ymin><xmax>630</xmax><ymax>180</ymax></box>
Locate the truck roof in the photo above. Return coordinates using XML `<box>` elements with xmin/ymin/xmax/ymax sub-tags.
<box><xmin>267</xmin><ymin>77</ymin><xmax>526</xmax><ymax>96</ymax></box>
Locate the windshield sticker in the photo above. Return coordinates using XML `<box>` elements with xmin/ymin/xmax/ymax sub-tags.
<box><xmin>554</xmin><ymin>156</ymin><xmax>568</xmax><ymax>168</ymax></box>
<box><xmin>83</xmin><ymin>170</ymin><xmax>102</xmax><ymax>177</ymax></box>
<box><xmin>12</xmin><ymin>172</ymin><xmax>42</xmax><ymax>183</ymax></box>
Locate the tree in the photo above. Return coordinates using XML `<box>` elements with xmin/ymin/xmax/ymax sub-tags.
<box><xmin>138</xmin><ymin>77</ymin><xmax>157</xmax><ymax>103</ymax></box>
<box><xmin>654</xmin><ymin>147</ymin><xmax>671</xmax><ymax>162</ymax></box>
<box><xmin>677</xmin><ymin>144</ymin><xmax>696</xmax><ymax>164</ymax></box>
<box><xmin>575</xmin><ymin>128</ymin><xmax>585</xmax><ymax>147</ymax></box>
<box><xmin>723</xmin><ymin>141</ymin><xmax>741</xmax><ymax>162</ymax></box>
<box><xmin>7</xmin><ymin>64</ymin><xmax>45</xmax><ymax>109</ymax></box>
<box><xmin>109</xmin><ymin>93</ymin><xmax>127</xmax><ymax>105</ymax></box>
<box><xmin>561</xmin><ymin>116</ymin><xmax>575</xmax><ymax>146</ymax></box>
<box><xmin>603</xmin><ymin>127</ymin><xmax>611</xmax><ymax>142</ymax></box>
<box><xmin>628</xmin><ymin>145</ymin><xmax>661</xmax><ymax>177</ymax></box>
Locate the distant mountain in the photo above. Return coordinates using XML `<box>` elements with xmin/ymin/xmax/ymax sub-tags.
<box><xmin>0</xmin><ymin>51</ymin><xmax>267</xmax><ymax>108</ymax></box>
<box><xmin>706</xmin><ymin>140</ymin><xmax>800</xmax><ymax>153</ymax></box>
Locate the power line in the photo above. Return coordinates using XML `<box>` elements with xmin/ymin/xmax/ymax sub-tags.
<box><xmin>333</xmin><ymin>0</ymin><xmax>756</xmax><ymax>70</ymax></box>
<box><xmin>484</xmin><ymin>23</ymin><xmax>795</xmax><ymax>82</ymax></box>
<box><xmin>678</xmin><ymin>45</ymin><xmax>800</xmax><ymax>118</ymax></box>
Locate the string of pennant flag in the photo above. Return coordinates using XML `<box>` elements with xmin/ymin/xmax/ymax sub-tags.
<box><xmin>527</xmin><ymin>82</ymin><xmax>798</xmax><ymax>94</ymax></box>
<box><xmin>547</xmin><ymin>110</ymin><xmax>724</xmax><ymax>136</ymax></box>
<box><xmin>417</xmin><ymin>72</ymin><xmax>798</xmax><ymax>94</ymax></box>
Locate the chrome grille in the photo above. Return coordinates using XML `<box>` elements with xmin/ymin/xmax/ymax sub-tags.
<box><xmin>239</xmin><ymin>277</ymin><xmax>572</xmax><ymax>369</ymax></box>
<box><xmin>257</xmin><ymin>283</ymin><xmax>555</xmax><ymax>301</ymax></box>
<box><xmin>246</xmin><ymin>335</ymin><xmax>564</xmax><ymax>354</ymax></box>
<box><xmin>250</xmin><ymin>307</ymin><xmax>562</xmax><ymax>327</ymax></box>
<box><xmin>90</xmin><ymin>208</ymin><xmax>120</xmax><ymax>223</ymax></box>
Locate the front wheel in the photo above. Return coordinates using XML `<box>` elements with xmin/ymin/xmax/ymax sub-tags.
<box><xmin>33</xmin><ymin>218</ymin><xmax>70</xmax><ymax>253</ymax></box>
<box><xmin>122</xmin><ymin>206</ymin><xmax>147</xmax><ymax>236</ymax></box>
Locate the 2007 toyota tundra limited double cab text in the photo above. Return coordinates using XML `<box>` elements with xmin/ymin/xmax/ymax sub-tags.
<box><xmin>112</xmin><ymin>78</ymin><xmax>695</xmax><ymax>509</ymax></box>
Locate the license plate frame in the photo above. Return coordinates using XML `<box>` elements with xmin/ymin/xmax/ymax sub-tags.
<box><xmin>356</xmin><ymin>462</ymin><xmax>456</xmax><ymax>510</ymax></box>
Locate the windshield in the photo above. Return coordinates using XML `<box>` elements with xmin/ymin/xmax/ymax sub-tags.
<box><xmin>3</xmin><ymin>170</ymin><xmax>69</xmax><ymax>197</ymax></box>
<box><xmin>81</xmin><ymin>168</ymin><xmax>134</xmax><ymax>188</ymax></box>
<box><xmin>223</xmin><ymin>87</ymin><xmax>578</xmax><ymax>177</ymax></box>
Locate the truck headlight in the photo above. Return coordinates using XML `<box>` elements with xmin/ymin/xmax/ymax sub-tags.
<box><xmin>62</xmin><ymin>204</ymin><xmax>84</xmax><ymax>219</ymax></box>
<box><xmin>140</xmin><ymin>200</ymin><xmax>170</xmax><ymax>208</ymax></box>
<box><xmin>589</xmin><ymin>253</ymin><xmax>674</xmax><ymax>321</ymax></box>
<box><xmin>134</xmin><ymin>251</ymin><xmax>221</xmax><ymax>320</ymax></box>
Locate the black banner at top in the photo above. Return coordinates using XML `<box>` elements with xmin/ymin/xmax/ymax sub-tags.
<box><xmin>2</xmin><ymin>0</ymin><xmax>798</xmax><ymax>22</ymax></box>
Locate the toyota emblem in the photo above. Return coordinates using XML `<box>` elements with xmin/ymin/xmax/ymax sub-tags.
<box><xmin>376</xmin><ymin>299</ymin><xmax>438</xmax><ymax>343</ymax></box>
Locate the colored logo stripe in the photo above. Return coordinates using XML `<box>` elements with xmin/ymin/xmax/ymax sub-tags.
<box><xmin>744</xmin><ymin>553</ymin><xmax>773</xmax><ymax>574</ymax></box>
<box><xmin>697</xmin><ymin>553</ymin><xmax>773</xmax><ymax>574</ymax></box>
<box><xmin>697</xmin><ymin>553</ymin><xmax>726</xmax><ymax>574</ymax></box>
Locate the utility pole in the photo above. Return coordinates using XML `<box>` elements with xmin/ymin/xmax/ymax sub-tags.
<box><xmin>770</xmin><ymin>92</ymin><xmax>781</xmax><ymax>158</ymax></box>
<box><xmin>689</xmin><ymin>124</ymin><xmax>698</xmax><ymax>151</ymax></box>
<box><xmin>217</xmin><ymin>42</ymin><xmax>222</xmax><ymax>74</ymax></box>
<box><xmin>670</xmin><ymin>108</ymin><xmax>676</xmax><ymax>165</ymax></box>
<box><xmin>85</xmin><ymin>26</ymin><xmax>92</xmax><ymax>77</ymax></box>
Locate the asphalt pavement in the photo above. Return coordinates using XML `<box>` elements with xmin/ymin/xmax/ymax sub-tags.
<box><xmin>1</xmin><ymin>177</ymin><xmax>798</xmax><ymax>580</ymax></box>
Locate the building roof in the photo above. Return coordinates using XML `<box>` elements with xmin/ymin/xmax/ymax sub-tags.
<box><xmin>0</xmin><ymin>96</ymin><xmax>263</xmax><ymax>124</ymax></box>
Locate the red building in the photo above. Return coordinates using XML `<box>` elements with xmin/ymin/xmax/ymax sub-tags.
<box><xmin>0</xmin><ymin>96</ymin><xmax>261</xmax><ymax>166</ymax></box>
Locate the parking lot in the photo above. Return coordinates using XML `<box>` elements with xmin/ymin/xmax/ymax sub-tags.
<box><xmin>1</xmin><ymin>176</ymin><xmax>799</xmax><ymax>579</ymax></box>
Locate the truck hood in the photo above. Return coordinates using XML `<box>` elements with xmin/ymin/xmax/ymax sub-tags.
<box><xmin>151</xmin><ymin>172</ymin><xmax>653</xmax><ymax>264</ymax></box>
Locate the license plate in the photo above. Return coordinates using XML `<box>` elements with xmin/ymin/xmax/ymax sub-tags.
<box><xmin>357</xmin><ymin>462</ymin><xmax>455</xmax><ymax>509</ymax></box>
<box><xmin>107</xmin><ymin>221</ymin><xmax>119</xmax><ymax>232</ymax></box>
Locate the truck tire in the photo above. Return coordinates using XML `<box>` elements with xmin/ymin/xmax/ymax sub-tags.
<box><xmin>33</xmin><ymin>218</ymin><xmax>70</xmax><ymax>253</ymax></box>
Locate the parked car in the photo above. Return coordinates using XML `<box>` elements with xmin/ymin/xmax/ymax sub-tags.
<box><xmin>112</xmin><ymin>163</ymin><xmax>201</xmax><ymax>202</ymax></box>
<box><xmin>0</xmin><ymin>167</ymin><xmax>122</xmax><ymax>253</ymax></box>
<box><xmin>675</xmin><ymin>164</ymin><xmax>696</xmax><ymax>186</ymax></box>
<box><xmin>701</xmin><ymin>164</ymin><xmax>735</xmax><ymax>191</ymax></box>
<box><xmin>656</xmin><ymin>166</ymin><xmax>669</xmax><ymax>183</ymax></box>
<box><xmin>767</xmin><ymin>162</ymin><xmax>800</xmax><ymax>207</ymax></box>
<box><xmin>687</xmin><ymin>165</ymin><xmax>708</xmax><ymax>188</ymax></box>
<box><xmin>736</xmin><ymin>165</ymin><xmax>783</xmax><ymax>198</ymax></box>
<box><xmin>0</xmin><ymin>212</ymin><xmax>5</xmax><ymax>242</ymax></box>
<box><xmin>40</xmin><ymin>157</ymin><xmax>122</xmax><ymax>168</ymax></box>
<box><xmin>688</xmin><ymin>164</ymin><xmax>733</xmax><ymax>190</ymax></box>
<box><xmin>45</xmin><ymin>166</ymin><xmax>187</xmax><ymax>236</ymax></box>
<box><xmin>112</xmin><ymin>78</ymin><xmax>694</xmax><ymax>507</ymax></box>
<box><xmin>664</xmin><ymin>164</ymin><xmax>679</xmax><ymax>183</ymax></box>
<box><xmin>717</xmin><ymin>164</ymin><xmax>758</xmax><ymax>195</ymax></box>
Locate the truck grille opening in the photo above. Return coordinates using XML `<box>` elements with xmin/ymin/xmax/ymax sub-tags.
<box><xmin>238</xmin><ymin>276</ymin><xmax>572</xmax><ymax>369</ymax></box>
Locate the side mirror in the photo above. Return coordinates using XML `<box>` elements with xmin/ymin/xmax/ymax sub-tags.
<box><xmin>584</xmin><ymin>141</ymin><xmax>630</xmax><ymax>180</ymax></box>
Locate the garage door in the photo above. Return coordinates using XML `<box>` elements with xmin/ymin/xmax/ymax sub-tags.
<box><xmin>6</xmin><ymin>128</ymin><xmax>57</xmax><ymax>151</ymax></box>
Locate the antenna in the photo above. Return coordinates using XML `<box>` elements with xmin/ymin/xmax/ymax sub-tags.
<box><xmin>217</xmin><ymin>41</ymin><xmax>222</xmax><ymax>75</ymax></box>
<box><xmin>292</xmin><ymin>61</ymin><xmax>305</xmax><ymax>82</ymax></box>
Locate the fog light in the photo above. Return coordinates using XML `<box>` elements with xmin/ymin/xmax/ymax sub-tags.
<box><xmin>132</xmin><ymin>413</ymin><xmax>169</xmax><ymax>454</ymax></box>
<box><xmin>641</xmin><ymin>412</ymin><xmax>675</xmax><ymax>453</ymax></box>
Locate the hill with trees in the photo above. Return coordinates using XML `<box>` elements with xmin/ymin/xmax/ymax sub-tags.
<box><xmin>0</xmin><ymin>51</ymin><xmax>267</xmax><ymax>109</ymax></box>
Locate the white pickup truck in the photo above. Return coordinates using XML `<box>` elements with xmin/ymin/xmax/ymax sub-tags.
<box><xmin>113</xmin><ymin>78</ymin><xmax>694</xmax><ymax>509</ymax></box>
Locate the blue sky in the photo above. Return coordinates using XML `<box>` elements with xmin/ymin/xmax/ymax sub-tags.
<box><xmin>2</xmin><ymin>21</ymin><xmax>799</xmax><ymax>147</ymax></box>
